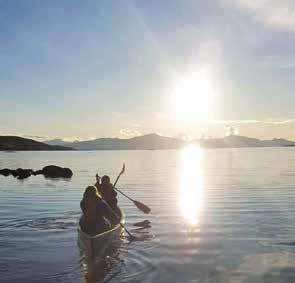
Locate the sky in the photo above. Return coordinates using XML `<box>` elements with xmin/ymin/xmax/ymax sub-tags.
<box><xmin>1</xmin><ymin>0</ymin><xmax>295</xmax><ymax>141</ymax></box>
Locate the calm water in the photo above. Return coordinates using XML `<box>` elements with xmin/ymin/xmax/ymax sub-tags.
<box><xmin>1</xmin><ymin>147</ymin><xmax>295</xmax><ymax>282</ymax></box>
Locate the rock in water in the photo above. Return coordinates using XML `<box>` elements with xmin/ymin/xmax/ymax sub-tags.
<box><xmin>11</xmin><ymin>170</ymin><xmax>19</xmax><ymax>177</ymax></box>
<box><xmin>0</xmin><ymin>166</ymin><xmax>73</xmax><ymax>179</ymax></box>
<box><xmin>42</xmin><ymin>165</ymin><xmax>73</xmax><ymax>178</ymax></box>
<box><xmin>32</xmin><ymin>170</ymin><xmax>43</xmax><ymax>176</ymax></box>
<box><xmin>0</xmin><ymin>168</ymin><xmax>11</xmax><ymax>177</ymax></box>
<box><xmin>16</xmin><ymin>168</ymin><xmax>33</xmax><ymax>180</ymax></box>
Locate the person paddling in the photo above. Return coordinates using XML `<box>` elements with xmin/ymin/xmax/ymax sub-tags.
<box><xmin>79</xmin><ymin>186</ymin><xmax>111</xmax><ymax>236</ymax></box>
<box><xmin>96</xmin><ymin>174</ymin><xmax>118</xmax><ymax>210</ymax></box>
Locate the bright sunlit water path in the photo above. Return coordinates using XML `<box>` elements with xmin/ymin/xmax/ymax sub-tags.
<box><xmin>178</xmin><ymin>145</ymin><xmax>204</xmax><ymax>225</ymax></box>
<box><xmin>1</xmin><ymin>148</ymin><xmax>295</xmax><ymax>282</ymax></box>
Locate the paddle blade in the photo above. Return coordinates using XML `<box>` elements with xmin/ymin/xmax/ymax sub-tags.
<box><xmin>134</xmin><ymin>200</ymin><xmax>151</xmax><ymax>214</ymax></box>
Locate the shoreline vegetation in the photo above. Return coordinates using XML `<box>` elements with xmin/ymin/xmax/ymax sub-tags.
<box><xmin>1</xmin><ymin>134</ymin><xmax>295</xmax><ymax>151</ymax></box>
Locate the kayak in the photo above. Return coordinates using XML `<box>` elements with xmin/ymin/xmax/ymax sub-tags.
<box><xmin>77</xmin><ymin>207</ymin><xmax>124</xmax><ymax>260</ymax></box>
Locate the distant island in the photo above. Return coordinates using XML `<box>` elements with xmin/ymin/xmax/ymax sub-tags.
<box><xmin>1</xmin><ymin>134</ymin><xmax>295</xmax><ymax>151</ymax></box>
<box><xmin>45</xmin><ymin>133</ymin><xmax>183</xmax><ymax>150</ymax></box>
<box><xmin>0</xmin><ymin>136</ymin><xmax>73</xmax><ymax>151</ymax></box>
<box><xmin>194</xmin><ymin>135</ymin><xmax>295</xmax><ymax>148</ymax></box>
<box><xmin>45</xmin><ymin>133</ymin><xmax>295</xmax><ymax>150</ymax></box>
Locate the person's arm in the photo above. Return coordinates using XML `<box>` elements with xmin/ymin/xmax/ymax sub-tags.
<box><xmin>97</xmin><ymin>197</ymin><xmax>113</xmax><ymax>220</ymax></box>
<box><xmin>112</xmin><ymin>189</ymin><xmax>118</xmax><ymax>197</ymax></box>
<box><xmin>95</xmin><ymin>174</ymin><xmax>101</xmax><ymax>188</ymax></box>
<box><xmin>80</xmin><ymin>199</ymin><xmax>85</xmax><ymax>213</ymax></box>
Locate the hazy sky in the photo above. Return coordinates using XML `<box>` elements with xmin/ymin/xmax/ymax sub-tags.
<box><xmin>1</xmin><ymin>0</ymin><xmax>295</xmax><ymax>140</ymax></box>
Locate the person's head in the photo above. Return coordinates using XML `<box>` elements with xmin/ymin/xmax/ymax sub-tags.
<box><xmin>101</xmin><ymin>175</ymin><xmax>111</xmax><ymax>185</ymax></box>
<box><xmin>83</xmin><ymin>186</ymin><xmax>99</xmax><ymax>200</ymax></box>
<box><xmin>80</xmin><ymin>186</ymin><xmax>100</xmax><ymax>213</ymax></box>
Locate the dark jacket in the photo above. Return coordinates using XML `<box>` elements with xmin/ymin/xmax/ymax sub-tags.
<box><xmin>98</xmin><ymin>183</ymin><xmax>118</xmax><ymax>209</ymax></box>
<box><xmin>80</xmin><ymin>196</ymin><xmax>111</xmax><ymax>235</ymax></box>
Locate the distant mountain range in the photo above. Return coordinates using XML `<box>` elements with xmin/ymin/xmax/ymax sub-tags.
<box><xmin>194</xmin><ymin>135</ymin><xmax>295</xmax><ymax>148</ymax></box>
<box><xmin>0</xmin><ymin>136</ymin><xmax>73</xmax><ymax>151</ymax></box>
<box><xmin>45</xmin><ymin>133</ymin><xmax>184</xmax><ymax>150</ymax></box>
<box><xmin>44</xmin><ymin>133</ymin><xmax>295</xmax><ymax>150</ymax></box>
<box><xmin>1</xmin><ymin>134</ymin><xmax>294</xmax><ymax>151</ymax></box>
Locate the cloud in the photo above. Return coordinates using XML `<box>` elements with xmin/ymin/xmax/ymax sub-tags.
<box><xmin>0</xmin><ymin>132</ymin><xmax>82</xmax><ymax>142</ymax></box>
<box><xmin>257</xmin><ymin>55</ymin><xmax>295</xmax><ymax>69</ymax></box>
<box><xmin>209</xmin><ymin>118</ymin><xmax>295</xmax><ymax>140</ymax></box>
<box><xmin>0</xmin><ymin>132</ymin><xmax>49</xmax><ymax>141</ymax></box>
<box><xmin>225</xmin><ymin>0</ymin><xmax>295</xmax><ymax>31</ymax></box>
<box><xmin>213</xmin><ymin>119</ymin><xmax>295</xmax><ymax>125</ymax></box>
<box><xmin>119</xmin><ymin>128</ymin><xmax>142</xmax><ymax>138</ymax></box>
<box><xmin>23</xmin><ymin>135</ymin><xmax>49</xmax><ymax>141</ymax></box>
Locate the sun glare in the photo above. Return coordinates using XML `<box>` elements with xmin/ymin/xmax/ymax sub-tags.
<box><xmin>178</xmin><ymin>145</ymin><xmax>204</xmax><ymax>225</ymax></box>
<box><xmin>172</xmin><ymin>71</ymin><xmax>214</xmax><ymax>121</ymax></box>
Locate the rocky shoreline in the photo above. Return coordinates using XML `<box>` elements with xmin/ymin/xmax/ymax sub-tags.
<box><xmin>0</xmin><ymin>165</ymin><xmax>73</xmax><ymax>180</ymax></box>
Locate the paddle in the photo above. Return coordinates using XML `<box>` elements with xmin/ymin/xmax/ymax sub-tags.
<box><xmin>112</xmin><ymin>163</ymin><xmax>151</xmax><ymax>214</ymax></box>
<box><xmin>113</xmin><ymin>186</ymin><xmax>151</xmax><ymax>214</ymax></box>
<box><xmin>102</xmin><ymin>199</ymin><xmax>137</xmax><ymax>240</ymax></box>
<box><xmin>93</xmin><ymin>184</ymin><xmax>137</xmax><ymax>240</ymax></box>
<box><xmin>113</xmin><ymin>163</ymin><xmax>125</xmax><ymax>188</ymax></box>
<box><xmin>99</xmin><ymin>163</ymin><xmax>151</xmax><ymax>214</ymax></box>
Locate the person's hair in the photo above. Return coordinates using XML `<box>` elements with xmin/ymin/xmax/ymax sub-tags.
<box><xmin>80</xmin><ymin>186</ymin><xmax>100</xmax><ymax>213</ymax></box>
<box><xmin>83</xmin><ymin>186</ymin><xmax>98</xmax><ymax>199</ymax></box>
<box><xmin>101</xmin><ymin>175</ymin><xmax>111</xmax><ymax>184</ymax></box>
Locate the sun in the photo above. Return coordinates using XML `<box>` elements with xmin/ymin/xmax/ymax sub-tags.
<box><xmin>172</xmin><ymin>72</ymin><xmax>214</xmax><ymax>121</ymax></box>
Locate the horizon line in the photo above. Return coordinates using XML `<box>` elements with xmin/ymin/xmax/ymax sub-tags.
<box><xmin>1</xmin><ymin>133</ymin><xmax>295</xmax><ymax>144</ymax></box>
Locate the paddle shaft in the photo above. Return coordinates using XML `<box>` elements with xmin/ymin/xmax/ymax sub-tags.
<box><xmin>113</xmin><ymin>186</ymin><xmax>151</xmax><ymax>214</ymax></box>
<box><xmin>101</xmin><ymin>197</ymin><xmax>135</xmax><ymax>239</ymax></box>
<box><xmin>113</xmin><ymin>163</ymin><xmax>125</xmax><ymax>188</ymax></box>
<box><xmin>98</xmin><ymin>163</ymin><xmax>135</xmax><ymax>204</ymax></box>
<box><xmin>93</xmin><ymin>185</ymin><xmax>136</xmax><ymax>240</ymax></box>
<box><xmin>113</xmin><ymin>187</ymin><xmax>134</xmax><ymax>202</ymax></box>
<box><xmin>113</xmin><ymin>173</ymin><xmax>122</xmax><ymax>189</ymax></box>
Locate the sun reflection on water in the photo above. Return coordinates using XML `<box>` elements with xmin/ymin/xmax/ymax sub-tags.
<box><xmin>178</xmin><ymin>145</ymin><xmax>204</xmax><ymax>225</ymax></box>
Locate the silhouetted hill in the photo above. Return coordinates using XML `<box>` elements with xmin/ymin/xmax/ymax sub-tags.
<box><xmin>51</xmin><ymin>133</ymin><xmax>185</xmax><ymax>150</ymax></box>
<box><xmin>261</xmin><ymin>138</ymin><xmax>295</xmax><ymax>147</ymax></box>
<box><xmin>193</xmin><ymin>135</ymin><xmax>295</xmax><ymax>148</ymax></box>
<box><xmin>45</xmin><ymin>134</ymin><xmax>295</xmax><ymax>150</ymax></box>
<box><xmin>45</xmin><ymin>139</ymin><xmax>72</xmax><ymax>147</ymax></box>
<box><xmin>0</xmin><ymin>136</ymin><xmax>73</xmax><ymax>151</ymax></box>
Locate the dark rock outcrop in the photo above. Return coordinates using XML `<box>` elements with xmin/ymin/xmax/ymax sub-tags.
<box><xmin>0</xmin><ymin>168</ymin><xmax>34</xmax><ymax>179</ymax></box>
<box><xmin>0</xmin><ymin>168</ymin><xmax>11</xmax><ymax>177</ymax></box>
<box><xmin>11</xmin><ymin>170</ymin><xmax>19</xmax><ymax>177</ymax></box>
<box><xmin>42</xmin><ymin>165</ymin><xmax>73</xmax><ymax>178</ymax></box>
<box><xmin>32</xmin><ymin>170</ymin><xmax>43</xmax><ymax>176</ymax></box>
<box><xmin>15</xmin><ymin>168</ymin><xmax>34</xmax><ymax>179</ymax></box>
<box><xmin>0</xmin><ymin>165</ymin><xmax>73</xmax><ymax>179</ymax></box>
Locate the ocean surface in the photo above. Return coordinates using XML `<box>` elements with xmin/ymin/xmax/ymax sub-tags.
<box><xmin>1</xmin><ymin>147</ymin><xmax>295</xmax><ymax>283</ymax></box>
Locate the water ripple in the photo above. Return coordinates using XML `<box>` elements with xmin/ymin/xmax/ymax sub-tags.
<box><xmin>2</xmin><ymin>149</ymin><xmax>295</xmax><ymax>282</ymax></box>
